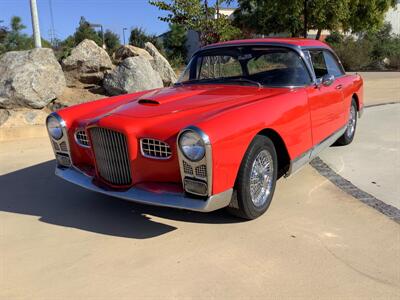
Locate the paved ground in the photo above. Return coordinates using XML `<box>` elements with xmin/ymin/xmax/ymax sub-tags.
<box><xmin>319</xmin><ymin>103</ymin><xmax>400</xmax><ymax>209</ymax></box>
<box><xmin>1</xmin><ymin>72</ymin><xmax>399</xmax><ymax>299</ymax></box>
<box><xmin>356</xmin><ymin>72</ymin><xmax>400</xmax><ymax>106</ymax></box>
<box><xmin>1</xmin><ymin>137</ymin><xmax>400</xmax><ymax>299</ymax></box>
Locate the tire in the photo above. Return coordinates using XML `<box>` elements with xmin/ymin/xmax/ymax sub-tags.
<box><xmin>335</xmin><ymin>99</ymin><xmax>358</xmax><ymax>146</ymax></box>
<box><xmin>227</xmin><ymin>135</ymin><xmax>278</xmax><ymax>220</ymax></box>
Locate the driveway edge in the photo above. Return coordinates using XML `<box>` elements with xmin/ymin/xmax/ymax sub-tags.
<box><xmin>310</xmin><ymin>157</ymin><xmax>400</xmax><ymax>224</ymax></box>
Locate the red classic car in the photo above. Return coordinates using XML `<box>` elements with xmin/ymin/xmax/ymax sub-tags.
<box><xmin>46</xmin><ymin>38</ymin><xmax>363</xmax><ymax>219</ymax></box>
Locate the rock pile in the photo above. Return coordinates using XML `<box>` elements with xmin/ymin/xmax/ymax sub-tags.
<box><xmin>0</xmin><ymin>48</ymin><xmax>66</xmax><ymax>109</ymax></box>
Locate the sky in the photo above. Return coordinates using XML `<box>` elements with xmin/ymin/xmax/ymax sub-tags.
<box><xmin>0</xmin><ymin>0</ymin><xmax>174</xmax><ymax>43</ymax></box>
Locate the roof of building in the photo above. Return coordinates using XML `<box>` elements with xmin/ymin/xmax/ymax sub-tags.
<box><xmin>204</xmin><ymin>38</ymin><xmax>331</xmax><ymax>49</ymax></box>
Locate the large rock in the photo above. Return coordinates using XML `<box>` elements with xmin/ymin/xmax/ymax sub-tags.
<box><xmin>103</xmin><ymin>56</ymin><xmax>163</xmax><ymax>95</ymax></box>
<box><xmin>0</xmin><ymin>48</ymin><xmax>66</xmax><ymax>109</ymax></box>
<box><xmin>0</xmin><ymin>108</ymin><xmax>49</xmax><ymax>128</ymax></box>
<box><xmin>62</xmin><ymin>39</ymin><xmax>113</xmax><ymax>84</ymax></box>
<box><xmin>114</xmin><ymin>45</ymin><xmax>153</xmax><ymax>63</ymax></box>
<box><xmin>144</xmin><ymin>42</ymin><xmax>177</xmax><ymax>86</ymax></box>
<box><xmin>0</xmin><ymin>109</ymin><xmax>10</xmax><ymax>126</ymax></box>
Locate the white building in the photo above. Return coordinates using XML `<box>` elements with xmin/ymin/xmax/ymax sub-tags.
<box><xmin>385</xmin><ymin>2</ymin><xmax>400</xmax><ymax>34</ymax></box>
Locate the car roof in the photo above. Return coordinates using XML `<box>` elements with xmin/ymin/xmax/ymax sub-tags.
<box><xmin>202</xmin><ymin>38</ymin><xmax>331</xmax><ymax>50</ymax></box>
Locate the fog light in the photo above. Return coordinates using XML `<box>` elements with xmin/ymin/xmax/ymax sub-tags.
<box><xmin>56</xmin><ymin>153</ymin><xmax>71</xmax><ymax>167</ymax></box>
<box><xmin>184</xmin><ymin>178</ymin><xmax>208</xmax><ymax>196</ymax></box>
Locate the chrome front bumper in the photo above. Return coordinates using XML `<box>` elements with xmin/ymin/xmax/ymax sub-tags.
<box><xmin>55</xmin><ymin>167</ymin><xmax>233</xmax><ymax>212</ymax></box>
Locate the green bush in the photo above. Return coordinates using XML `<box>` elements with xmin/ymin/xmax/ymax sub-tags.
<box><xmin>129</xmin><ymin>27</ymin><xmax>164</xmax><ymax>51</ymax></box>
<box><xmin>326</xmin><ymin>24</ymin><xmax>400</xmax><ymax>71</ymax></box>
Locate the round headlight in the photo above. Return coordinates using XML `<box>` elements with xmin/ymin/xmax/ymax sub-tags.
<box><xmin>179</xmin><ymin>130</ymin><xmax>205</xmax><ymax>161</ymax></box>
<box><xmin>47</xmin><ymin>115</ymin><xmax>63</xmax><ymax>140</ymax></box>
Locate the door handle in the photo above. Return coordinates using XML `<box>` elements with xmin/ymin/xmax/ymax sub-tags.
<box><xmin>335</xmin><ymin>84</ymin><xmax>343</xmax><ymax>90</ymax></box>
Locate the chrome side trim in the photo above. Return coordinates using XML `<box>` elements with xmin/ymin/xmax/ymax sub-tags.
<box><xmin>177</xmin><ymin>126</ymin><xmax>213</xmax><ymax>196</ymax></box>
<box><xmin>286</xmin><ymin>125</ymin><xmax>346</xmax><ymax>176</ymax></box>
<box><xmin>55</xmin><ymin>167</ymin><xmax>232</xmax><ymax>212</ymax></box>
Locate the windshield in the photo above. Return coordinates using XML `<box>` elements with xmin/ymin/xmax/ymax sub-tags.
<box><xmin>177</xmin><ymin>46</ymin><xmax>312</xmax><ymax>87</ymax></box>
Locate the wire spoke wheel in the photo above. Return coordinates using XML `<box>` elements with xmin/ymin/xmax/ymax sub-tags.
<box><xmin>346</xmin><ymin>105</ymin><xmax>356</xmax><ymax>138</ymax></box>
<box><xmin>249</xmin><ymin>149</ymin><xmax>274</xmax><ymax>207</ymax></box>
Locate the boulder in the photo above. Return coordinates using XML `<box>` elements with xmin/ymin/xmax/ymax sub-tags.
<box><xmin>0</xmin><ymin>48</ymin><xmax>66</xmax><ymax>109</ymax></box>
<box><xmin>144</xmin><ymin>42</ymin><xmax>177</xmax><ymax>86</ymax></box>
<box><xmin>114</xmin><ymin>45</ymin><xmax>153</xmax><ymax>63</ymax></box>
<box><xmin>62</xmin><ymin>39</ymin><xmax>113</xmax><ymax>84</ymax></box>
<box><xmin>103</xmin><ymin>56</ymin><xmax>163</xmax><ymax>95</ymax></box>
<box><xmin>0</xmin><ymin>108</ymin><xmax>49</xmax><ymax>128</ymax></box>
<box><xmin>0</xmin><ymin>109</ymin><xmax>10</xmax><ymax>126</ymax></box>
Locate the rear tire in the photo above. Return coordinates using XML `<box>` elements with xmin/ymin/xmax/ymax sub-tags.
<box><xmin>227</xmin><ymin>135</ymin><xmax>278</xmax><ymax>220</ymax></box>
<box><xmin>336</xmin><ymin>99</ymin><xmax>358</xmax><ymax>146</ymax></box>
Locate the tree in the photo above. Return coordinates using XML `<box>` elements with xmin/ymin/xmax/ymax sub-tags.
<box><xmin>0</xmin><ymin>16</ymin><xmax>51</xmax><ymax>55</ymax></box>
<box><xmin>233</xmin><ymin>0</ymin><xmax>397</xmax><ymax>39</ymax></box>
<box><xmin>163</xmin><ymin>23</ymin><xmax>187</xmax><ymax>62</ymax></box>
<box><xmin>345</xmin><ymin>0</ymin><xmax>397</xmax><ymax>33</ymax></box>
<box><xmin>73</xmin><ymin>17</ymin><xmax>102</xmax><ymax>46</ymax></box>
<box><xmin>233</xmin><ymin>0</ymin><xmax>305</xmax><ymax>37</ymax></box>
<box><xmin>104</xmin><ymin>29</ymin><xmax>120</xmax><ymax>55</ymax></box>
<box><xmin>307</xmin><ymin>0</ymin><xmax>350</xmax><ymax>40</ymax></box>
<box><xmin>129</xmin><ymin>27</ymin><xmax>164</xmax><ymax>50</ymax></box>
<box><xmin>149</xmin><ymin>0</ymin><xmax>241</xmax><ymax>45</ymax></box>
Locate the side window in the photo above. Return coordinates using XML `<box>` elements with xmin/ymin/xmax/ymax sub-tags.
<box><xmin>323</xmin><ymin>51</ymin><xmax>344</xmax><ymax>77</ymax></box>
<box><xmin>309</xmin><ymin>50</ymin><xmax>328</xmax><ymax>78</ymax></box>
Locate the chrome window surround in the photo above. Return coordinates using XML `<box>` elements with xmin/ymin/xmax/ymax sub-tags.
<box><xmin>177</xmin><ymin>126</ymin><xmax>213</xmax><ymax>197</ymax></box>
<box><xmin>140</xmin><ymin>138</ymin><xmax>172</xmax><ymax>160</ymax></box>
<box><xmin>46</xmin><ymin>112</ymin><xmax>72</xmax><ymax>167</ymax></box>
<box><xmin>192</xmin><ymin>42</ymin><xmax>315</xmax><ymax>88</ymax></box>
<box><xmin>75</xmin><ymin>129</ymin><xmax>90</xmax><ymax>148</ymax></box>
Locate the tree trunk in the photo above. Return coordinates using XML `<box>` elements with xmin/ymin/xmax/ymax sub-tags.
<box><xmin>315</xmin><ymin>28</ymin><xmax>322</xmax><ymax>40</ymax></box>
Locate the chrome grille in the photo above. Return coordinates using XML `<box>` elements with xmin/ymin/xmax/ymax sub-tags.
<box><xmin>183</xmin><ymin>160</ymin><xmax>193</xmax><ymax>175</ymax></box>
<box><xmin>75</xmin><ymin>130</ymin><xmax>90</xmax><ymax>147</ymax></box>
<box><xmin>52</xmin><ymin>141</ymin><xmax>60</xmax><ymax>151</ymax></box>
<box><xmin>59</xmin><ymin>141</ymin><xmax>68</xmax><ymax>152</ymax></box>
<box><xmin>195</xmin><ymin>165</ymin><xmax>207</xmax><ymax>178</ymax></box>
<box><xmin>90</xmin><ymin>127</ymin><xmax>132</xmax><ymax>186</ymax></box>
<box><xmin>140</xmin><ymin>138</ymin><xmax>172</xmax><ymax>159</ymax></box>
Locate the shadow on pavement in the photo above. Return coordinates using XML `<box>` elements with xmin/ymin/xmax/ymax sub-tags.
<box><xmin>0</xmin><ymin>160</ymin><xmax>239</xmax><ymax>239</ymax></box>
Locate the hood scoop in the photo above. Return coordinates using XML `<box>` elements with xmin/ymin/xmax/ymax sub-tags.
<box><xmin>138</xmin><ymin>99</ymin><xmax>160</xmax><ymax>106</ymax></box>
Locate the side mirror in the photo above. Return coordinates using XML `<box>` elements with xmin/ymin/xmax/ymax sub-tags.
<box><xmin>321</xmin><ymin>74</ymin><xmax>335</xmax><ymax>87</ymax></box>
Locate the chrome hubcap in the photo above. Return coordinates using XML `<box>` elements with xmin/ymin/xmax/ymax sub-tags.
<box><xmin>249</xmin><ymin>150</ymin><xmax>274</xmax><ymax>207</ymax></box>
<box><xmin>346</xmin><ymin>105</ymin><xmax>356</xmax><ymax>137</ymax></box>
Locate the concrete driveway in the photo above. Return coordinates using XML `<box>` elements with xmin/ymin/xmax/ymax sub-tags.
<box><xmin>1</xmin><ymin>136</ymin><xmax>400</xmax><ymax>299</ymax></box>
<box><xmin>319</xmin><ymin>103</ymin><xmax>400</xmax><ymax>210</ymax></box>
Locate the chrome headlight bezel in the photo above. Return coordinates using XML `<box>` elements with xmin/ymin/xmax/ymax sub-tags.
<box><xmin>178</xmin><ymin>129</ymin><xmax>206</xmax><ymax>162</ymax></box>
<box><xmin>46</xmin><ymin>115</ymin><xmax>63</xmax><ymax>140</ymax></box>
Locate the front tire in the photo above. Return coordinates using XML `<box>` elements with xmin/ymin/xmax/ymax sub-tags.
<box><xmin>227</xmin><ymin>135</ymin><xmax>278</xmax><ymax>220</ymax></box>
<box><xmin>336</xmin><ymin>99</ymin><xmax>358</xmax><ymax>146</ymax></box>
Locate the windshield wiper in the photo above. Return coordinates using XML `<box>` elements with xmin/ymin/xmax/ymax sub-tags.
<box><xmin>218</xmin><ymin>78</ymin><xmax>263</xmax><ymax>88</ymax></box>
<box><xmin>175</xmin><ymin>77</ymin><xmax>263</xmax><ymax>88</ymax></box>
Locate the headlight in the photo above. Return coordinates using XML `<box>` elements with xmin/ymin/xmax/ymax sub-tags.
<box><xmin>179</xmin><ymin>130</ymin><xmax>205</xmax><ymax>161</ymax></box>
<box><xmin>46</xmin><ymin>115</ymin><xmax>63</xmax><ymax>140</ymax></box>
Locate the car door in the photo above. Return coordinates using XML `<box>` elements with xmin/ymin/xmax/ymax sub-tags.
<box><xmin>305</xmin><ymin>49</ymin><xmax>345</xmax><ymax>146</ymax></box>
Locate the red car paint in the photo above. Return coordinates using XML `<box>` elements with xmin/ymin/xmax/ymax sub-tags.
<box><xmin>55</xmin><ymin>38</ymin><xmax>363</xmax><ymax>196</ymax></box>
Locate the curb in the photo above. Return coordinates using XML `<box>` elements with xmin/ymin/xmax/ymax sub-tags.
<box><xmin>310</xmin><ymin>157</ymin><xmax>400</xmax><ymax>224</ymax></box>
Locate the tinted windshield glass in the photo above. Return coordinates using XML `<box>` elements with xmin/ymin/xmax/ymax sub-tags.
<box><xmin>178</xmin><ymin>46</ymin><xmax>311</xmax><ymax>87</ymax></box>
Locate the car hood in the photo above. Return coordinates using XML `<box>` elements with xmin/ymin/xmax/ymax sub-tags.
<box><xmin>111</xmin><ymin>84</ymin><xmax>290</xmax><ymax>119</ymax></box>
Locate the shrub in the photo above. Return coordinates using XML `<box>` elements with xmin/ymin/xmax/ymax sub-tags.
<box><xmin>326</xmin><ymin>23</ymin><xmax>400</xmax><ymax>71</ymax></box>
<box><xmin>129</xmin><ymin>27</ymin><xmax>164</xmax><ymax>51</ymax></box>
